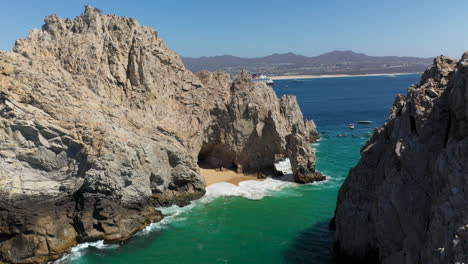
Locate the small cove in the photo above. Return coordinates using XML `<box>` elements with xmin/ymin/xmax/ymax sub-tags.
<box><xmin>63</xmin><ymin>74</ymin><xmax>420</xmax><ymax>264</ymax></box>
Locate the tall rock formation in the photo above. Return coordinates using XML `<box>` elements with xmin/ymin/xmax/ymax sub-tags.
<box><xmin>0</xmin><ymin>6</ymin><xmax>321</xmax><ymax>263</ymax></box>
<box><xmin>334</xmin><ymin>53</ymin><xmax>468</xmax><ymax>263</ymax></box>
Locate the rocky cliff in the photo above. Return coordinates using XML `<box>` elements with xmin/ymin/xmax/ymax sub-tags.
<box><xmin>334</xmin><ymin>53</ymin><xmax>468</xmax><ymax>263</ymax></box>
<box><xmin>0</xmin><ymin>6</ymin><xmax>321</xmax><ymax>263</ymax></box>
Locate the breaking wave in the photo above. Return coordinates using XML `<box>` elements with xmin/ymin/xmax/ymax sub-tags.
<box><xmin>53</xmin><ymin>240</ymin><xmax>118</xmax><ymax>263</ymax></box>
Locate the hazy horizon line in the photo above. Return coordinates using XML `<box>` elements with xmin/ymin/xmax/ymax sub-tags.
<box><xmin>180</xmin><ymin>50</ymin><xmax>437</xmax><ymax>59</ymax></box>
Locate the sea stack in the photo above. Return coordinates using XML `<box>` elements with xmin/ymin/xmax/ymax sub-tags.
<box><xmin>0</xmin><ymin>6</ymin><xmax>321</xmax><ymax>263</ymax></box>
<box><xmin>334</xmin><ymin>54</ymin><xmax>468</xmax><ymax>263</ymax></box>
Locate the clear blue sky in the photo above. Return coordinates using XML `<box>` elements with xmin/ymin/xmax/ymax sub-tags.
<box><xmin>1</xmin><ymin>0</ymin><xmax>467</xmax><ymax>58</ymax></box>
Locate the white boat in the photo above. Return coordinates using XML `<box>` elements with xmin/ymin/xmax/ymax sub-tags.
<box><xmin>252</xmin><ymin>74</ymin><xmax>274</xmax><ymax>86</ymax></box>
<box><xmin>349</xmin><ymin>124</ymin><xmax>355</xmax><ymax>129</ymax></box>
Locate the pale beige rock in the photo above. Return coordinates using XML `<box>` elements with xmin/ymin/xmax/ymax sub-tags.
<box><xmin>0</xmin><ymin>6</ymin><xmax>320</xmax><ymax>263</ymax></box>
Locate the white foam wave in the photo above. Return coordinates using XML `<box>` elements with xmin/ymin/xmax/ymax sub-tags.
<box><xmin>306</xmin><ymin>175</ymin><xmax>331</xmax><ymax>185</ymax></box>
<box><xmin>204</xmin><ymin>178</ymin><xmax>296</xmax><ymax>201</ymax></box>
<box><xmin>302</xmin><ymin>175</ymin><xmax>343</xmax><ymax>190</ymax></box>
<box><xmin>139</xmin><ymin>203</ymin><xmax>197</xmax><ymax>234</ymax></box>
<box><xmin>53</xmin><ymin>240</ymin><xmax>118</xmax><ymax>263</ymax></box>
<box><xmin>274</xmin><ymin>158</ymin><xmax>293</xmax><ymax>174</ymax></box>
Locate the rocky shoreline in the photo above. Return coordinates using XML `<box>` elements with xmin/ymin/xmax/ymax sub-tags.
<box><xmin>334</xmin><ymin>53</ymin><xmax>468</xmax><ymax>263</ymax></box>
<box><xmin>0</xmin><ymin>6</ymin><xmax>322</xmax><ymax>263</ymax></box>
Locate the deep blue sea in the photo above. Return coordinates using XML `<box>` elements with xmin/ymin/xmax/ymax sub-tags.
<box><xmin>61</xmin><ymin>74</ymin><xmax>420</xmax><ymax>264</ymax></box>
<box><xmin>274</xmin><ymin>74</ymin><xmax>418</xmax><ymax>131</ymax></box>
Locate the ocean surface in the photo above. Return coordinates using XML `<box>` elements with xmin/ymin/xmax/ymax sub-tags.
<box><xmin>62</xmin><ymin>74</ymin><xmax>421</xmax><ymax>264</ymax></box>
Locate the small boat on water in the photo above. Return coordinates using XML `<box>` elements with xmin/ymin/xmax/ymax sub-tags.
<box><xmin>252</xmin><ymin>74</ymin><xmax>274</xmax><ymax>86</ymax></box>
<box><xmin>349</xmin><ymin>124</ymin><xmax>355</xmax><ymax>129</ymax></box>
<box><xmin>358</xmin><ymin>120</ymin><xmax>373</xmax><ymax>124</ymax></box>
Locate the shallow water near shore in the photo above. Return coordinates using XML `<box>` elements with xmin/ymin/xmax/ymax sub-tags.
<box><xmin>63</xmin><ymin>74</ymin><xmax>420</xmax><ymax>264</ymax></box>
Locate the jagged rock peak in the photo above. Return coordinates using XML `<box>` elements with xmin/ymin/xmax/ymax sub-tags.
<box><xmin>13</xmin><ymin>4</ymin><xmax>185</xmax><ymax>91</ymax></box>
<box><xmin>0</xmin><ymin>6</ymin><xmax>321</xmax><ymax>263</ymax></box>
<box><xmin>460</xmin><ymin>51</ymin><xmax>468</xmax><ymax>62</ymax></box>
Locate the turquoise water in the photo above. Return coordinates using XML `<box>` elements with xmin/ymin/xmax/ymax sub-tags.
<box><xmin>66</xmin><ymin>74</ymin><xmax>420</xmax><ymax>264</ymax></box>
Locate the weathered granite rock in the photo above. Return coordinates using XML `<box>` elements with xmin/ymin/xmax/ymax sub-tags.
<box><xmin>334</xmin><ymin>54</ymin><xmax>468</xmax><ymax>263</ymax></box>
<box><xmin>196</xmin><ymin>70</ymin><xmax>320</xmax><ymax>179</ymax></box>
<box><xmin>0</xmin><ymin>6</ymin><xmax>320</xmax><ymax>263</ymax></box>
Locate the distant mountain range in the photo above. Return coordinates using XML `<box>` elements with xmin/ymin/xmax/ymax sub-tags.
<box><xmin>182</xmin><ymin>50</ymin><xmax>433</xmax><ymax>77</ymax></box>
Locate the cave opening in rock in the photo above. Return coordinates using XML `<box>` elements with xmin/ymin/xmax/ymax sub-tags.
<box><xmin>197</xmin><ymin>151</ymin><xmax>210</xmax><ymax>168</ymax></box>
<box><xmin>197</xmin><ymin>143</ymin><xmax>237</xmax><ymax>171</ymax></box>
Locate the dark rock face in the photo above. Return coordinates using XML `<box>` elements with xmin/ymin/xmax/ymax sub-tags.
<box><xmin>334</xmin><ymin>54</ymin><xmax>468</xmax><ymax>263</ymax></box>
<box><xmin>0</xmin><ymin>6</ymin><xmax>320</xmax><ymax>263</ymax></box>
<box><xmin>0</xmin><ymin>196</ymin><xmax>161</xmax><ymax>263</ymax></box>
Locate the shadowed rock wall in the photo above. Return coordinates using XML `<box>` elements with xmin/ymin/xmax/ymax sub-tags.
<box><xmin>335</xmin><ymin>54</ymin><xmax>468</xmax><ymax>263</ymax></box>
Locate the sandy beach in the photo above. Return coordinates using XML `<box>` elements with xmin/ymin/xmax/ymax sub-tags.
<box><xmin>270</xmin><ymin>72</ymin><xmax>421</xmax><ymax>80</ymax></box>
<box><xmin>200</xmin><ymin>168</ymin><xmax>264</xmax><ymax>186</ymax></box>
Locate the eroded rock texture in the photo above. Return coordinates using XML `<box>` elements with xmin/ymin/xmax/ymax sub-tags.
<box><xmin>0</xmin><ymin>6</ymin><xmax>320</xmax><ymax>263</ymax></box>
<box><xmin>335</xmin><ymin>54</ymin><xmax>468</xmax><ymax>263</ymax></box>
